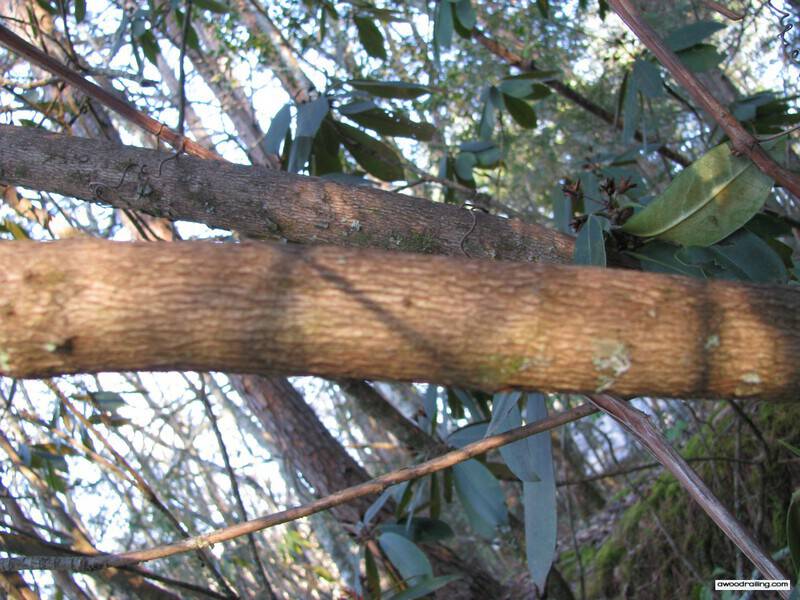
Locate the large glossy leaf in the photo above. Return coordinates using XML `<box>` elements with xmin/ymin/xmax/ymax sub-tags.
<box><xmin>789</xmin><ymin>489</ymin><xmax>800</xmax><ymax>574</ymax></box>
<box><xmin>336</xmin><ymin>122</ymin><xmax>404</xmax><ymax>181</ymax></box>
<box><xmin>705</xmin><ymin>229</ymin><xmax>788</xmax><ymax>283</ymax></box>
<box><xmin>663</xmin><ymin>21</ymin><xmax>726</xmax><ymax>52</ymax></box>
<box><xmin>354</xmin><ymin>15</ymin><xmax>387</xmax><ymax>60</ymax></box>
<box><xmin>632</xmin><ymin>59</ymin><xmax>663</xmax><ymax>98</ymax></box>
<box><xmin>627</xmin><ymin>241</ymin><xmax>707</xmax><ymax>278</ymax></box>
<box><xmin>573</xmin><ymin>215</ymin><xmax>607</xmax><ymax>266</ymax></box>
<box><xmin>622</xmin><ymin>142</ymin><xmax>777</xmax><ymax>247</ymax></box>
<box><xmin>447</xmin><ymin>421</ymin><xmax>489</xmax><ymax>448</ymax></box>
<box><xmin>378</xmin><ymin>532</ymin><xmax>432</xmax><ymax>584</ymax></box>
<box><xmin>523</xmin><ymin>394</ymin><xmax>557</xmax><ymax>592</ymax></box>
<box><xmin>453</xmin><ymin>459</ymin><xmax>508</xmax><ymax>538</ymax></box>
<box><xmin>344</xmin><ymin>107</ymin><xmax>435</xmax><ymax>141</ymax></box>
<box><xmin>347</xmin><ymin>79</ymin><xmax>431</xmax><ymax>99</ymax></box>
<box><xmin>433</xmin><ymin>0</ymin><xmax>454</xmax><ymax>59</ymax></box>
<box><xmin>453</xmin><ymin>0</ymin><xmax>476</xmax><ymax>30</ymax></box>
<box><xmin>288</xmin><ymin>97</ymin><xmax>330</xmax><ymax>173</ymax></box>
<box><xmin>503</xmin><ymin>94</ymin><xmax>537</xmax><ymax>128</ymax></box>
<box><xmin>676</xmin><ymin>44</ymin><xmax>724</xmax><ymax>72</ymax></box>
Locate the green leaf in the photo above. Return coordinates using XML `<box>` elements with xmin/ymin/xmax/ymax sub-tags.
<box><xmin>73</xmin><ymin>0</ymin><xmax>86</xmax><ymax>23</ymax></box>
<box><xmin>344</xmin><ymin>107</ymin><xmax>436</xmax><ymax>141</ymax></box>
<box><xmin>573</xmin><ymin>215</ymin><xmax>607</xmax><ymax>266</ymax></box>
<box><xmin>498</xmin><ymin>77</ymin><xmax>552</xmax><ymax>100</ymax></box>
<box><xmin>622</xmin><ymin>142</ymin><xmax>778</xmax><ymax>247</ymax></box>
<box><xmin>622</xmin><ymin>70</ymin><xmax>640</xmax><ymax>144</ymax></box>
<box><xmin>192</xmin><ymin>0</ymin><xmax>230</xmax><ymax>13</ymax></box>
<box><xmin>523</xmin><ymin>394</ymin><xmax>557</xmax><ymax>592</ymax></box>
<box><xmin>453</xmin><ymin>0</ymin><xmax>476</xmax><ymax>31</ymax></box>
<box><xmin>138</xmin><ymin>30</ymin><xmax>160</xmax><ymax>66</ymax></box>
<box><xmin>365</xmin><ymin>546</ymin><xmax>381</xmax><ymax>599</ymax></box>
<box><xmin>311</xmin><ymin>119</ymin><xmax>342</xmax><ymax>176</ymax></box>
<box><xmin>453</xmin><ymin>459</ymin><xmax>508</xmax><ymax>538</ymax></box>
<box><xmin>503</xmin><ymin>94</ymin><xmax>537</xmax><ymax>128</ymax></box>
<box><xmin>387</xmin><ymin>575</ymin><xmax>460</xmax><ymax>600</ymax></box>
<box><xmin>264</xmin><ymin>103</ymin><xmax>292</xmax><ymax>155</ymax></box>
<box><xmin>664</xmin><ymin>21</ymin><xmax>726</xmax><ymax>52</ymax></box>
<box><xmin>676</xmin><ymin>44</ymin><xmax>724</xmax><ymax>72</ymax></box>
<box><xmin>626</xmin><ymin>241</ymin><xmax>707</xmax><ymax>278</ymax></box>
<box><xmin>537</xmin><ymin>0</ymin><xmax>549</xmax><ymax>18</ymax></box>
<box><xmin>433</xmin><ymin>0</ymin><xmax>454</xmax><ymax>59</ymax></box>
<box><xmin>447</xmin><ymin>421</ymin><xmax>489</xmax><ymax>448</ymax></box>
<box><xmin>379</xmin><ymin>517</ymin><xmax>454</xmax><ymax>543</ymax></box>
<box><xmin>780</xmin><ymin>440</ymin><xmax>800</xmax><ymax>458</ymax></box>
<box><xmin>378</xmin><ymin>532</ymin><xmax>432</xmax><ymax>584</ymax></box>
<box><xmin>454</xmin><ymin>152</ymin><xmax>477</xmax><ymax>182</ymax></box>
<box><xmin>632</xmin><ymin>59</ymin><xmax>663</xmax><ymax>98</ymax></box>
<box><xmin>705</xmin><ymin>229</ymin><xmax>788</xmax><ymax>283</ymax></box>
<box><xmin>478</xmin><ymin>87</ymin><xmax>499</xmax><ymax>139</ymax></box>
<box><xmin>789</xmin><ymin>489</ymin><xmax>800</xmax><ymax>574</ymax></box>
<box><xmin>347</xmin><ymin>79</ymin><xmax>431</xmax><ymax>99</ymax></box>
<box><xmin>354</xmin><ymin>15</ymin><xmax>387</xmax><ymax>60</ymax></box>
<box><xmin>336</xmin><ymin>122</ymin><xmax>405</xmax><ymax>181</ymax></box>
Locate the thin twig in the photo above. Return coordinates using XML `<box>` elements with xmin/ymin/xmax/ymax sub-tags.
<box><xmin>0</xmin><ymin>402</ymin><xmax>598</xmax><ymax>572</ymax></box>
<box><xmin>194</xmin><ymin>375</ymin><xmax>277</xmax><ymax>600</ymax></box>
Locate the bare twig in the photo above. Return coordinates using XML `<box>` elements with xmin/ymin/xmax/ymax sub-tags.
<box><xmin>0</xmin><ymin>23</ymin><xmax>219</xmax><ymax>160</ymax></box>
<box><xmin>0</xmin><ymin>402</ymin><xmax>598</xmax><ymax>572</ymax></box>
<box><xmin>194</xmin><ymin>376</ymin><xmax>277</xmax><ymax>600</ymax></box>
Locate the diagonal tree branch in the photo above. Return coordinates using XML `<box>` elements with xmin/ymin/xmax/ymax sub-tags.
<box><xmin>587</xmin><ymin>393</ymin><xmax>788</xmax><ymax>595</ymax></box>
<box><xmin>607</xmin><ymin>0</ymin><xmax>800</xmax><ymax>197</ymax></box>
<box><xmin>0</xmin><ymin>402</ymin><xmax>598</xmax><ymax>573</ymax></box>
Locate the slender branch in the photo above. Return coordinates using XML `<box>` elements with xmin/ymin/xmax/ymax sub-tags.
<box><xmin>195</xmin><ymin>377</ymin><xmax>277</xmax><ymax>600</ymax></box>
<box><xmin>472</xmin><ymin>28</ymin><xmax>691</xmax><ymax>168</ymax></box>
<box><xmin>0</xmin><ymin>402</ymin><xmax>597</xmax><ymax>572</ymax></box>
<box><xmin>49</xmin><ymin>384</ymin><xmax>238</xmax><ymax>598</ymax></box>
<box><xmin>0</xmin><ymin>23</ymin><xmax>219</xmax><ymax>160</ymax></box>
<box><xmin>607</xmin><ymin>0</ymin><xmax>800</xmax><ymax>198</ymax></box>
<box><xmin>177</xmin><ymin>1</ymin><xmax>192</xmax><ymax>137</ymax></box>
<box><xmin>587</xmin><ymin>393</ymin><xmax>788</xmax><ymax>596</ymax></box>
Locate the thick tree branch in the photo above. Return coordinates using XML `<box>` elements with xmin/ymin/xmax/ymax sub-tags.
<box><xmin>0</xmin><ymin>125</ymin><xmax>575</xmax><ymax>264</ymax></box>
<box><xmin>0</xmin><ymin>402</ymin><xmax>598</xmax><ymax>572</ymax></box>
<box><xmin>1</xmin><ymin>239</ymin><xmax>799</xmax><ymax>399</ymax></box>
<box><xmin>608</xmin><ymin>0</ymin><xmax>800</xmax><ymax>197</ymax></box>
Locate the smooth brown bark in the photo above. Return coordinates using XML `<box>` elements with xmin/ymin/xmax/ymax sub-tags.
<box><xmin>0</xmin><ymin>125</ymin><xmax>574</xmax><ymax>264</ymax></box>
<box><xmin>2</xmin><ymin>239</ymin><xmax>798</xmax><ymax>399</ymax></box>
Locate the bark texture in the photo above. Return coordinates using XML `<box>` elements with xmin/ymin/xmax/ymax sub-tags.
<box><xmin>0</xmin><ymin>125</ymin><xmax>574</xmax><ymax>264</ymax></box>
<box><xmin>2</xmin><ymin>239</ymin><xmax>799</xmax><ymax>400</ymax></box>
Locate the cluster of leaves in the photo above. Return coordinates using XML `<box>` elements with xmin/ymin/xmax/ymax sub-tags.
<box><xmin>351</xmin><ymin>388</ymin><xmax>556</xmax><ymax>598</ymax></box>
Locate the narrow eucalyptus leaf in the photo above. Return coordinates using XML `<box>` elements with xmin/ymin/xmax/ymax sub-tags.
<box><xmin>347</xmin><ymin>79</ymin><xmax>431</xmax><ymax>99</ymax></box>
<box><xmin>453</xmin><ymin>460</ymin><xmax>508</xmax><ymax>537</ymax></box>
<box><xmin>378</xmin><ymin>532</ymin><xmax>433</xmax><ymax>583</ymax></box>
<box><xmin>354</xmin><ymin>15</ymin><xmax>387</xmax><ymax>60</ymax></box>
<box><xmin>523</xmin><ymin>394</ymin><xmax>557</xmax><ymax>592</ymax></box>
<box><xmin>573</xmin><ymin>215</ymin><xmax>607</xmax><ymax>266</ymax></box>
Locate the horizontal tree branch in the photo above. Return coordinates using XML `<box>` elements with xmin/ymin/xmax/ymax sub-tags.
<box><xmin>0</xmin><ymin>402</ymin><xmax>598</xmax><ymax>572</ymax></box>
<box><xmin>1</xmin><ymin>239</ymin><xmax>798</xmax><ymax>399</ymax></box>
<box><xmin>0</xmin><ymin>125</ymin><xmax>574</xmax><ymax>264</ymax></box>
